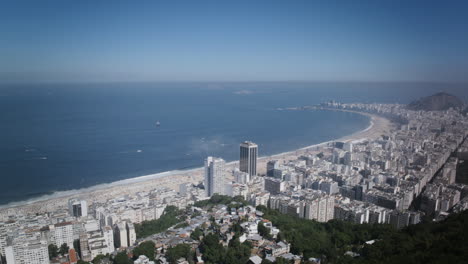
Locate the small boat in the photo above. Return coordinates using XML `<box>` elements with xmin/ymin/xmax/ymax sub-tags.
<box><xmin>156</xmin><ymin>121</ymin><xmax>160</xmax><ymax>127</ymax></box>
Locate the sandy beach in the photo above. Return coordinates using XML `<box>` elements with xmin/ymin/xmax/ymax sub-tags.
<box><xmin>0</xmin><ymin>109</ymin><xmax>393</xmax><ymax>216</ymax></box>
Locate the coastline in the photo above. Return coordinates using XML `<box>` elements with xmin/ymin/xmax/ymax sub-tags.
<box><xmin>0</xmin><ymin>109</ymin><xmax>393</xmax><ymax>216</ymax></box>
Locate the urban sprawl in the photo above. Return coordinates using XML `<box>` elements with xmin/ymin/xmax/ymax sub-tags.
<box><xmin>1</xmin><ymin>102</ymin><xmax>468</xmax><ymax>264</ymax></box>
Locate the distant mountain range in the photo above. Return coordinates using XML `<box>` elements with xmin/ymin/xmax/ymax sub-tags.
<box><xmin>407</xmin><ymin>92</ymin><xmax>465</xmax><ymax>111</ymax></box>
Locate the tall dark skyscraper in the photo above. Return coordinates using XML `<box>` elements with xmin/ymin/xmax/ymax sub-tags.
<box><xmin>68</xmin><ymin>198</ymin><xmax>88</xmax><ymax>217</ymax></box>
<box><xmin>240</xmin><ymin>141</ymin><xmax>258</xmax><ymax>180</ymax></box>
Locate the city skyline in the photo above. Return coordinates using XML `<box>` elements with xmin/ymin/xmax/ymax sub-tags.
<box><xmin>1</xmin><ymin>1</ymin><xmax>468</xmax><ymax>263</ymax></box>
<box><xmin>2</xmin><ymin>94</ymin><xmax>468</xmax><ymax>263</ymax></box>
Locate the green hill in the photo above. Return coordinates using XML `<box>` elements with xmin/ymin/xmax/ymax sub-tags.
<box><xmin>349</xmin><ymin>210</ymin><xmax>468</xmax><ymax>264</ymax></box>
<box><xmin>257</xmin><ymin>205</ymin><xmax>468</xmax><ymax>264</ymax></box>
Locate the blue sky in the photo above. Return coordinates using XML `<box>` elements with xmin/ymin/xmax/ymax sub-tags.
<box><xmin>1</xmin><ymin>0</ymin><xmax>467</xmax><ymax>82</ymax></box>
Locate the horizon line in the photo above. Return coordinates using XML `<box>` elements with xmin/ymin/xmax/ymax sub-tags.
<box><xmin>1</xmin><ymin>79</ymin><xmax>467</xmax><ymax>85</ymax></box>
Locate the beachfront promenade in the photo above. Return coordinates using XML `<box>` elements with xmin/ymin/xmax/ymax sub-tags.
<box><xmin>0</xmin><ymin>108</ymin><xmax>392</xmax><ymax>216</ymax></box>
<box><xmin>2</xmin><ymin>101</ymin><xmax>468</xmax><ymax>263</ymax></box>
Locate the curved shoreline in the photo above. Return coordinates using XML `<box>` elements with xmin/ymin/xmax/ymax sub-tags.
<box><xmin>252</xmin><ymin>109</ymin><xmax>391</xmax><ymax>170</ymax></box>
<box><xmin>0</xmin><ymin>109</ymin><xmax>393</xmax><ymax>215</ymax></box>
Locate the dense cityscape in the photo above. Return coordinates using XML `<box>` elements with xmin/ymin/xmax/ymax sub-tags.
<box><xmin>1</xmin><ymin>97</ymin><xmax>468</xmax><ymax>264</ymax></box>
<box><xmin>2</xmin><ymin>1</ymin><xmax>468</xmax><ymax>263</ymax></box>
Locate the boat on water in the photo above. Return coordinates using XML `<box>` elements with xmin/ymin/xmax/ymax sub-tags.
<box><xmin>156</xmin><ymin>121</ymin><xmax>160</xmax><ymax>127</ymax></box>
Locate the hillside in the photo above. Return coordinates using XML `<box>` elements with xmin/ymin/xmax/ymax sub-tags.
<box><xmin>350</xmin><ymin>209</ymin><xmax>468</xmax><ymax>264</ymax></box>
<box><xmin>193</xmin><ymin>195</ymin><xmax>468</xmax><ymax>264</ymax></box>
<box><xmin>407</xmin><ymin>92</ymin><xmax>464</xmax><ymax>111</ymax></box>
<box><xmin>258</xmin><ymin>205</ymin><xmax>468</xmax><ymax>264</ymax></box>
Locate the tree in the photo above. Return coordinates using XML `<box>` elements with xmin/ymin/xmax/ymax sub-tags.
<box><xmin>174</xmin><ymin>222</ymin><xmax>189</xmax><ymax>229</ymax></box>
<box><xmin>259</xmin><ymin>205</ymin><xmax>394</xmax><ymax>262</ymax></box>
<box><xmin>193</xmin><ymin>194</ymin><xmax>248</xmax><ymax>208</ymax></box>
<box><xmin>59</xmin><ymin>243</ymin><xmax>69</xmax><ymax>256</ymax></box>
<box><xmin>92</xmin><ymin>254</ymin><xmax>106</xmax><ymax>264</ymax></box>
<box><xmin>275</xmin><ymin>257</ymin><xmax>290</xmax><ymax>264</ymax></box>
<box><xmin>133</xmin><ymin>241</ymin><xmax>156</xmax><ymax>261</ymax></box>
<box><xmin>77</xmin><ymin>260</ymin><xmax>90</xmax><ymax>264</ymax></box>
<box><xmin>190</xmin><ymin>227</ymin><xmax>203</xmax><ymax>240</ymax></box>
<box><xmin>230</xmin><ymin>222</ymin><xmax>243</xmax><ymax>235</ymax></box>
<box><xmin>225</xmin><ymin>238</ymin><xmax>252</xmax><ymax>264</ymax></box>
<box><xmin>113</xmin><ymin>251</ymin><xmax>132</xmax><ymax>264</ymax></box>
<box><xmin>48</xmin><ymin>244</ymin><xmax>59</xmax><ymax>260</ymax></box>
<box><xmin>200</xmin><ymin>233</ymin><xmax>224</xmax><ymax>264</ymax></box>
<box><xmin>134</xmin><ymin>206</ymin><xmax>182</xmax><ymax>238</ymax></box>
<box><xmin>258</xmin><ymin>222</ymin><xmax>272</xmax><ymax>240</ymax></box>
<box><xmin>166</xmin><ymin>244</ymin><xmax>192</xmax><ymax>264</ymax></box>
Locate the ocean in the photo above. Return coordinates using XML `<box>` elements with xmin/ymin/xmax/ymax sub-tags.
<box><xmin>0</xmin><ymin>82</ymin><xmax>467</xmax><ymax>206</ymax></box>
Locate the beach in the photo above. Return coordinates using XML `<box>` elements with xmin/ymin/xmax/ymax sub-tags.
<box><xmin>0</xmin><ymin>110</ymin><xmax>393</xmax><ymax>217</ymax></box>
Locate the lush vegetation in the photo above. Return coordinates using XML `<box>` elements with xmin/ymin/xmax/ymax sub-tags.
<box><xmin>69</xmin><ymin>196</ymin><xmax>468</xmax><ymax>264</ymax></box>
<box><xmin>194</xmin><ymin>194</ymin><xmax>248</xmax><ymax>208</ymax></box>
<box><xmin>199</xmin><ymin>233</ymin><xmax>225</xmax><ymax>263</ymax></box>
<box><xmin>133</xmin><ymin>241</ymin><xmax>156</xmax><ymax>261</ymax></box>
<box><xmin>225</xmin><ymin>237</ymin><xmax>253</xmax><ymax>264</ymax></box>
<box><xmin>166</xmin><ymin>243</ymin><xmax>193</xmax><ymax>264</ymax></box>
<box><xmin>134</xmin><ymin>206</ymin><xmax>183</xmax><ymax>238</ymax></box>
<box><xmin>199</xmin><ymin>233</ymin><xmax>252</xmax><ymax>264</ymax></box>
<box><xmin>59</xmin><ymin>243</ymin><xmax>70</xmax><ymax>255</ymax></box>
<box><xmin>190</xmin><ymin>227</ymin><xmax>203</xmax><ymax>240</ymax></box>
<box><xmin>48</xmin><ymin>244</ymin><xmax>59</xmax><ymax>259</ymax></box>
<box><xmin>351</xmin><ymin>209</ymin><xmax>468</xmax><ymax>264</ymax></box>
<box><xmin>229</xmin><ymin>221</ymin><xmax>243</xmax><ymax>235</ymax></box>
<box><xmin>257</xmin><ymin>205</ymin><xmax>468</xmax><ymax>264</ymax></box>
<box><xmin>257</xmin><ymin>205</ymin><xmax>395</xmax><ymax>263</ymax></box>
<box><xmin>174</xmin><ymin>222</ymin><xmax>189</xmax><ymax>229</ymax></box>
<box><xmin>261</xmin><ymin>257</ymin><xmax>294</xmax><ymax>264</ymax></box>
<box><xmin>257</xmin><ymin>222</ymin><xmax>273</xmax><ymax>240</ymax></box>
<box><xmin>113</xmin><ymin>252</ymin><xmax>132</xmax><ymax>264</ymax></box>
<box><xmin>92</xmin><ymin>254</ymin><xmax>106</xmax><ymax>264</ymax></box>
<box><xmin>48</xmin><ymin>243</ymin><xmax>69</xmax><ymax>259</ymax></box>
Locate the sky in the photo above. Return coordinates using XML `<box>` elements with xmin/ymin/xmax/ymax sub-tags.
<box><xmin>0</xmin><ymin>0</ymin><xmax>467</xmax><ymax>83</ymax></box>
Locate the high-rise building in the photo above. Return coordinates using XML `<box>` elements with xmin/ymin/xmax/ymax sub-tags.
<box><xmin>103</xmin><ymin>226</ymin><xmax>115</xmax><ymax>253</ymax></box>
<box><xmin>5</xmin><ymin>238</ymin><xmax>49</xmax><ymax>264</ymax></box>
<box><xmin>113</xmin><ymin>222</ymin><xmax>128</xmax><ymax>248</ymax></box>
<box><xmin>233</xmin><ymin>168</ymin><xmax>250</xmax><ymax>184</ymax></box>
<box><xmin>126</xmin><ymin>222</ymin><xmax>136</xmax><ymax>247</ymax></box>
<box><xmin>204</xmin><ymin>157</ymin><xmax>226</xmax><ymax>197</ymax></box>
<box><xmin>264</xmin><ymin>177</ymin><xmax>286</xmax><ymax>195</ymax></box>
<box><xmin>240</xmin><ymin>141</ymin><xmax>258</xmax><ymax>179</ymax></box>
<box><xmin>50</xmin><ymin>222</ymin><xmax>75</xmax><ymax>249</ymax></box>
<box><xmin>266</xmin><ymin>160</ymin><xmax>280</xmax><ymax>177</ymax></box>
<box><xmin>68</xmin><ymin>199</ymin><xmax>88</xmax><ymax>218</ymax></box>
<box><xmin>87</xmin><ymin>230</ymin><xmax>112</xmax><ymax>260</ymax></box>
<box><xmin>79</xmin><ymin>232</ymin><xmax>92</xmax><ymax>262</ymax></box>
<box><xmin>299</xmin><ymin>193</ymin><xmax>335</xmax><ymax>222</ymax></box>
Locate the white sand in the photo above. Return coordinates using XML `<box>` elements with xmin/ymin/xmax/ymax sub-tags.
<box><xmin>0</xmin><ymin>109</ymin><xmax>393</xmax><ymax>216</ymax></box>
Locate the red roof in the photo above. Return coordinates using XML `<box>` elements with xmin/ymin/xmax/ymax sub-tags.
<box><xmin>68</xmin><ymin>248</ymin><xmax>78</xmax><ymax>263</ymax></box>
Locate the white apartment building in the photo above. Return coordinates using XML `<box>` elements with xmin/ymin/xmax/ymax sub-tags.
<box><xmin>204</xmin><ymin>157</ymin><xmax>226</xmax><ymax>197</ymax></box>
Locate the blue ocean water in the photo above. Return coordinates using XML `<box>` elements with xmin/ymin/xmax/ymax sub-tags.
<box><xmin>0</xmin><ymin>82</ymin><xmax>467</xmax><ymax>205</ymax></box>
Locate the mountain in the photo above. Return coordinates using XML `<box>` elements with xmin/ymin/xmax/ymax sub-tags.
<box><xmin>407</xmin><ymin>92</ymin><xmax>464</xmax><ymax>111</ymax></box>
